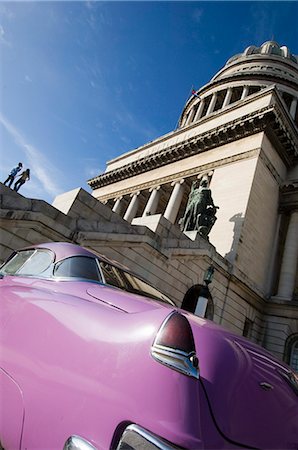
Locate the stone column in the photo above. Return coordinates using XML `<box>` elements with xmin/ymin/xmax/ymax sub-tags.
<box><xmin>164</xmin><ymin>179</ymin><xmax>185</xmax><ymax>224</ymax></box>
<box><xmin>206</xmin><ymin>93</ymin><xmax>217</xmax><ymax>116</ymax></box>
<box><xmin>194</xmin><ymin>100</ymin><xmax>205</xmax><ymax>121</ymax></box>
<box><xmin>277</xmin><ymin>211</ymin><xmax>298</xmax><ymax>300</ymax></box>
<box><xmin>186</xmin><ymin>108</ymin><xmax>195</xmax><ymax>126</ymax></box>
<box><xmin>112</xmin><ymin>197</ymin><xmax>123</xmax><ymax>214</ymax></box>
<box><xmin>290</xmin><ymin>97</ymin><xmax>297</xmax><ymax>120</ymax></box>
<box><xmin>241</xmin><ymin>85</ymin><xmax>249</xmax><ymax>100</ymax></box>
<box><xmin>142</xmin><ymin>186</ymin><xmax>160</xmax><ymax>217</ymax></box>
<box><xmin>223</xmin><ymin>88</ymin><xmax>232</xmax><ymax>108</ymax></box>
<box><xmin>123</xmin><ymin>192</ymin><xmax>140</xmax><ymax>223</ymax></box>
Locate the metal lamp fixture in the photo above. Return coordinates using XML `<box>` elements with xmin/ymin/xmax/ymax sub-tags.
<box><xmin>194</xmin><ymin>265</ymin><xmax>215</xmax><ymax>318</ymax></box>
<box><xmin>204</xmin><ymin>265</ymin><xmax>214</xmax><ymax>286</ymax></box>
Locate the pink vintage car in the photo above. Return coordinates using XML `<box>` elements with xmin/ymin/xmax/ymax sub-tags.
<box><xmin>0</xmin><ymin>242</ymin><xmax>297</xmax><ymax>450</ymax></box>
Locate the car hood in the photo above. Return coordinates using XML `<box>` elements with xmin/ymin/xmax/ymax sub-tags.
<box><xmin>187</xmin><ymin>314</ymin><xmax>298</xmax><ymax>449</ymax></box>
<box><xmin>2</xmin><ymin>277</ymin><xmax>174</xmax><ymax>315</ymax></box>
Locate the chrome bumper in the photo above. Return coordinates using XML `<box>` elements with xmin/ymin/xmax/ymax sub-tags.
<box><xmin>116</xmin><ymin>424</ymin><xmax>183</xmax><ymax>450</ymax></box>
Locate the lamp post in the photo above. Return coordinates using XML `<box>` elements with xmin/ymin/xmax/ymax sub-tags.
<box><xmin>204</xmin><ymin>265</ymin><xmax>214</xmax><ymax>285</ymax></box>
<box><xmin>194</xmin><ymin>265</ymin><xmax>214</xmax><ymax>318</ymax></box>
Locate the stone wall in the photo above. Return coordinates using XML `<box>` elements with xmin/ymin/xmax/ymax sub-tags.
<box><xmin>1</xmin><ymin>182</ymin><xmax>297</xmax><ymax>362</ymax></box>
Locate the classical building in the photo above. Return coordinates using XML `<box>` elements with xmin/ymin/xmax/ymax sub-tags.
<box><xmin>1</xmin><ymin>41</ymin><xmax>298</xmax><ymax>370</ymax></box>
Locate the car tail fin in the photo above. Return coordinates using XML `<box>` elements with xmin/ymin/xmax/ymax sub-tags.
<box><xmin>151</xmin><ymin>312</ymin><xmax>199</xmax><ymax>379</ymax></box>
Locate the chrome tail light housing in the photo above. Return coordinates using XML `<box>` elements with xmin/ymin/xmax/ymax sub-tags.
<box><xmin>151</xmin><ymin>312</ymin><xmax>199</xmax><ymax>379</ymax></box>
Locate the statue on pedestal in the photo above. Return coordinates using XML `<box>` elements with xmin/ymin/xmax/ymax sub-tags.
<box><xmin>179</xmin><ymin>178</ymin><xmax>219</xmax><ymax>238</ymax></box>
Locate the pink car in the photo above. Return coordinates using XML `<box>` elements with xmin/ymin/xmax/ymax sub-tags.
<box><xmin>0</xmin><ymin>242</ymin><xmax>297</xmax><ymax>450</ymax></box>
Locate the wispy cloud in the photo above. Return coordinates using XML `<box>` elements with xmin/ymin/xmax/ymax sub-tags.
<box><xmin>0</xmin><ymin>24</ymin><xmax>11</xmax><ymax>46</ymax></box>
<box><xmin>192</xmin><ymin>8</ymin><xmax>203</xmax><ymax>24</ymax></box>
<box><xmin>0</xmin><ymin>4</ymin><xmax>15</xmax><ymax>20</ymax></box>
<box><xmin>0</xmin><ymin>114</ymin><xmax>63</xmax><ymax>198</ymax></box>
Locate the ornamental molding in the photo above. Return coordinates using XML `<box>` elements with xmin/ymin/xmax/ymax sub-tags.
<box><xmin>88</xmin><ymin>105</ymin><xmax>298</xmax><ymax>190</ymax></box>
<box><xmin>98</xmin><ymin>149</ymin><xmax>259</xmax><ymax>202</ymax></box>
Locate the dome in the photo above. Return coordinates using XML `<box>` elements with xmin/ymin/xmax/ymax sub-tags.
<box><xmin>226</xmin><ymin>41</ymin><xmax>297</xmax><ymax>66</ymax></box>
<box><xmin>179</xmin><ymin>41</ymin><xmax>298</xmax><ymax>130</ymax></box>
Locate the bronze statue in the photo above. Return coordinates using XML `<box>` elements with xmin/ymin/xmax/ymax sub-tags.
<box><xmin>179</xmin><ymin>179</ymin><xmax>219</xmax><ymax>238</ymax></box>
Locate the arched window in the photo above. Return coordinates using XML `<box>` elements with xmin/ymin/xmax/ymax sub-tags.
<box><xmin>284</xmin><ymin>334</ymin><xmax>298</xmax><ymax>372</ymax></box>
<box><xmin>181</xmin><ymin>284</ymin><xmax>214</xmax><ymax>320</ymax></box>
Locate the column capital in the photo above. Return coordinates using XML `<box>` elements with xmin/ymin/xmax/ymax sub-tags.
<box><xmin>149</xmin><ymin>185</ymin><xmax>161</xmax><ymax>193</ymax></box>
<box><xmin>130</xmin><ymin>191</ymin><xmax>140</xmax><ymax>198</ymax></box>
<box><xmin>171</xmin><ymin>178</ymin><xmax>184</xmax><ymax>187</ymax></box>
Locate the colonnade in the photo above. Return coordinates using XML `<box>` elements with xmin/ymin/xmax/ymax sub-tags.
<box><xmin>112</xmin><ymin>178</ymin><xmax>187</xmax><ymax>225</ymax></box>
<box><xmin>184</xmin><ymin>85</ymin><xmax>251</xmax><ymax>127</ymax></box>
<box><xmin>183</xmin><ymin>85</ymin><xmax>298</xmax><ymax>128</ymax></box>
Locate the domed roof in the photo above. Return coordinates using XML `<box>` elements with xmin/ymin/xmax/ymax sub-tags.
<box><xmin>226</xmin><ymin>41</ymin><xmax>297</xmax><ymax>66</ymax></box>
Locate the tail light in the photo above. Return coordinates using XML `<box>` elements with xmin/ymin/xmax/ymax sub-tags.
<box><xmin>151</xmin><ymin>312</ymin><xmax>199</xmax><ymax>379</ymax></box>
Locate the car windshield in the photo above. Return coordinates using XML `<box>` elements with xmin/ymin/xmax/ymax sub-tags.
<box><xmin>0</xmin><ymin>249</ymin><xmax>54</xmax><ymax>276</ymax></box>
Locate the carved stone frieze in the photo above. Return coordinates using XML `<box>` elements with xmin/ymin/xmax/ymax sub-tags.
<box><xmin>88</xmin><ymin>105</ymin><xmax>298</xmax><ymax>190</ymax></box>
<box><xmin>97</xmin><ymin>149</ymin><xmax>259</xmax><ymax>203</ymax></box>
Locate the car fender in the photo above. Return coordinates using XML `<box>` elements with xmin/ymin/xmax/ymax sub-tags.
<box><xmin>0</xmin><ymin>368</ymin><xmax>25</xmax><ymax>450</ymax></box>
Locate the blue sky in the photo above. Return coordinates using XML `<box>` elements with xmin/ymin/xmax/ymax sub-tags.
<box><xmin>1</xmin><ymin>1</ymin><xmax>297</xmax><ymax>203</ymax></box>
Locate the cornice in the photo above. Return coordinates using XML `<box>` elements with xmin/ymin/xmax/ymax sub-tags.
<box><xmin>98</xmin><ymin>149</ymin><xmax>259</xmax><ymax>202</ymax></box>
<box><xmin>88</xmin><ymin>105</ymin><xmax>298</xmax><ymax>190</ymax></box>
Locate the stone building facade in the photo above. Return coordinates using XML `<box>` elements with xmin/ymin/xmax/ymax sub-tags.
<box><xmin>1</xmin><ymin>41</ymin><xmax>298</xmax><ymax>370</ymax></box>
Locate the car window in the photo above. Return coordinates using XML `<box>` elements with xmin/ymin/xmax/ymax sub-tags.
<box><xmin>123</xmin><ymin>272</ymin><xmax>174</xmax><ymax>304</ymax></box>
<box><xmin>99</xmin><ymin>261</ymin><xmax>174</xmax><ymax>305</ymax></box>
<box><xmin>0</xmin><ymin>250</ymin><xmax>53</xmax><ymax>276</ymax></box>
<box><xmin>54</xmin><ymin>256</ymin><xmax>102</xmax><ymax>282</ymax></box>
<box><xmin>99</xmin><ymin>262</ymin><xmax>130</xmax><ymax>289</ymax></box>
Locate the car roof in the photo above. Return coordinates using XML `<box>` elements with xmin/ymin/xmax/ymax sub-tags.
<box><xmin>30</xmin><ymin>242</ymin><xmax>95</xmax><ymax>262</ymax></box>
<box><xmin>24</xmin><ymin>242</ymin><xmax>131</xmax><ymax>271</ymax></box>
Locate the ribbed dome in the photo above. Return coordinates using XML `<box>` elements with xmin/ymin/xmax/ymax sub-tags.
<box><xmin>179</xmin><ymin>41</ymin><xmax>298</xmax><ymax>130</ymax></box>
<box><xmin>226</xmin><ymin>41</ymin><xmax>297</xmax><ymax>66</ymax></box>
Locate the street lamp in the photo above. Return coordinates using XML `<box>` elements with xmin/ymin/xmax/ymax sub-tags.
<box><xmin>194</xmin><ymin>265</ymin><xmax>214</xmax><ymax>318</ymax></box>
<box><xmin>204</xmin><ymin>265</ymin><xmax>214</xmax><ymax>285</ymax></box>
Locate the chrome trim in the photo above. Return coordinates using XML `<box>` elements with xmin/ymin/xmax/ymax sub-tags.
<box><xmin>117</xmin><ymin>424</ymin><xmax>181</xmax><ymax>450</ymax></box>
<box><xmin>151</xmin><ymin>343</ymin><xmax>199</xmax><ymax>379</ymax></box>
<box><xmin>278</xmin><ymin>369</ymin><xmax>298</xmax><ymax>395</ymax></box>
<box><xmin>259</xmin><ymin>382</ymin><xmax>274</xmax><ymax>391</ymax></box>
<box><xmin>63</xmin><ymin>435</ymin><xmax>97</xmax><ymax>450</ymax></box>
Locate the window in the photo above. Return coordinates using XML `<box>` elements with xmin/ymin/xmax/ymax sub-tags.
<box><xmin>0</xmin><ymin>249</ymin><xmax>53</xmax><ymax>276</ymax></box>
<box><xmin>230</xmin><ymin>87</ymin><xmax>242</xmax><ymax>104</ymax></box>
<box><xmin>100</xmin><ymin>262</ymin><xmax>130</xmax><ymax>289</ymax></box>
<box><xmin>54</xmin><ymin>256</ymin><xmax>101</xmax><ymax>282</ymax></box>
<box><xmin>200</xmin><ymin>95</ymin><xmax>211</xmax><ymax>118</ymax></box>
<box><xmin>290</xmin><ymin>341</ymin><xmax>298</xmax><ymax>372</ymax></box>
<box><xmin>282</xmin><ymin>92</ymin><xmax>292</xmax><ymax>110</ymax></box>
<box><xmin>213</xmin><ymin>90</ymin><xmax>225</xmax><ymax>111</ymax></box>
<box><xmin>99</xmin><ymin>262</ymin><xmax>174</xmax><ymax>305</ymax></box>
<box><xmin>284</xmin><ymin>334</ymin><xmax>298</xmax><ymax>372</ymax></box>
<box><xmin>243</xmin><ymin>318</ymin><xmax>253</xmax><ymax>338</ymax></box>
<box><xmin>248</xmin><ymin>86</ymin><xmax>261</xmax><ymax>96</ymax></box>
